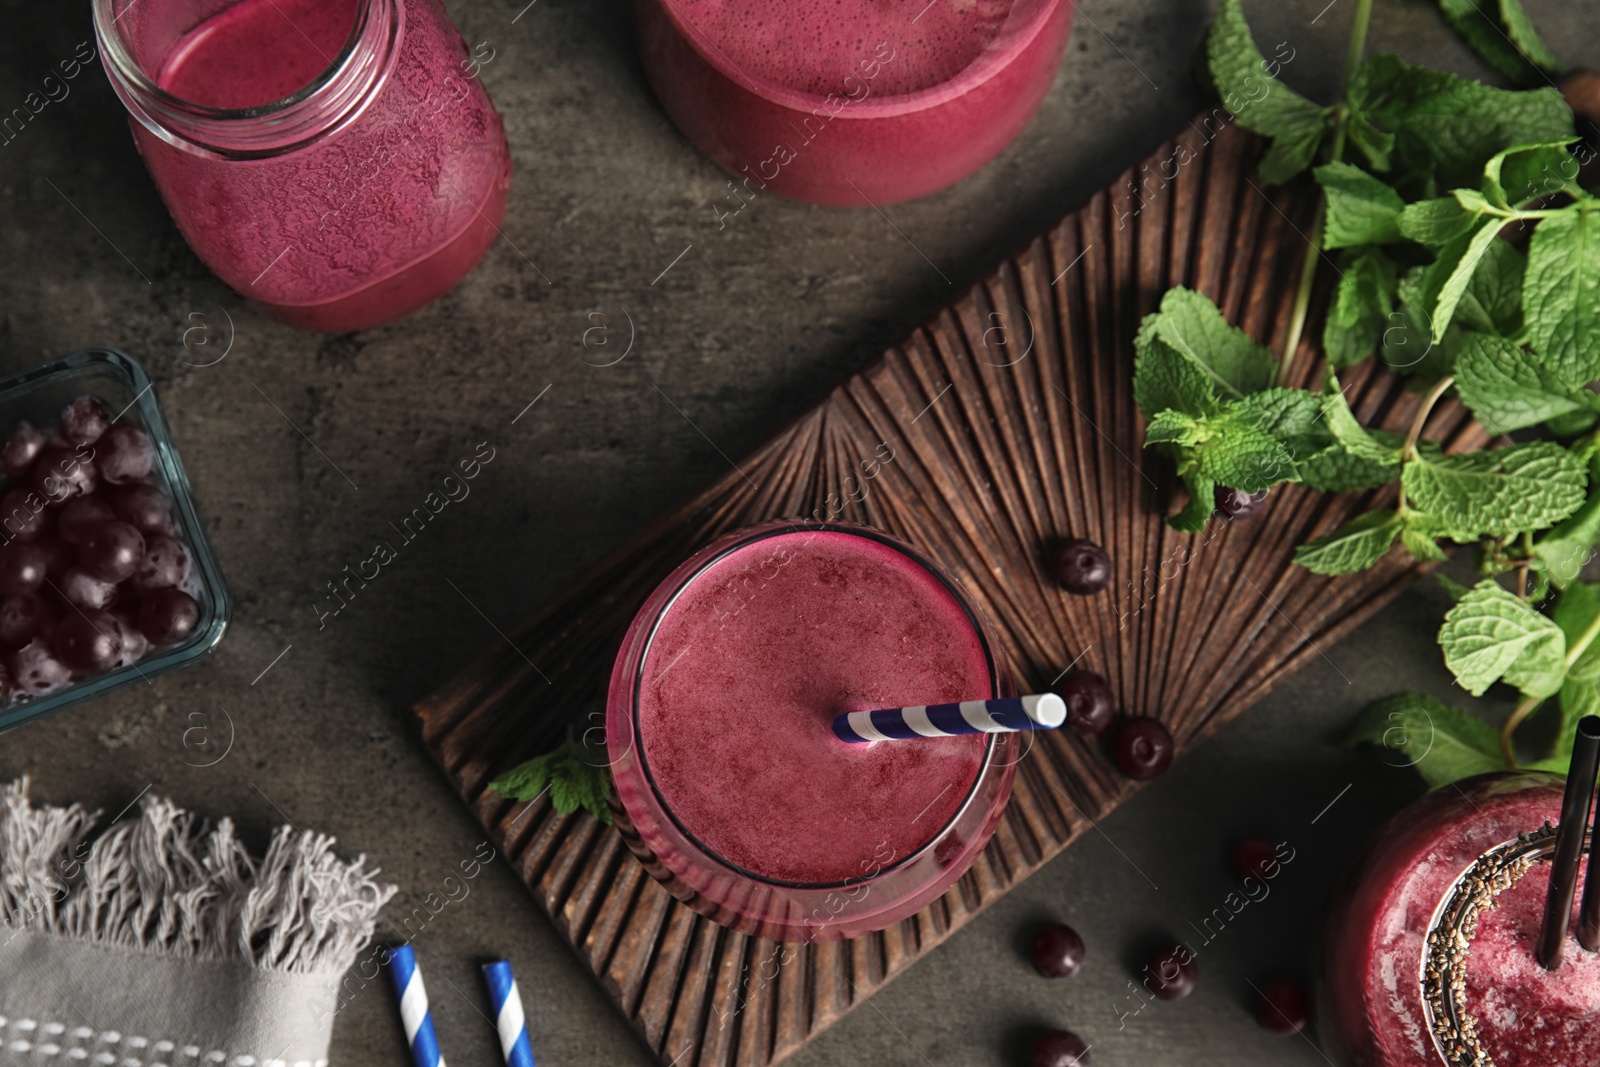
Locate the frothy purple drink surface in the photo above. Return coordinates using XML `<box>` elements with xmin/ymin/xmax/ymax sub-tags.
<box><xmin>669</xmin><ymin>0</ymin><xmax>1033</xmax><ymax>97</ymax></box>
<box><xmin>158</xmin><ymin>0</ymin><xmax>361</xmax><ymax>109</ymax></box>
<box><xmin>635</xmin><ymin>529</ymin><xmax>990</xmax><ymax>885</ymax></box>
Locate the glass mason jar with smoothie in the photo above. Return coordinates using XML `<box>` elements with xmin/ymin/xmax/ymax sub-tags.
<box><xmin>634</xmin><ymin>0</ymin><xmax>1075</xmax><ymax>205</ymax></box>
<box><xmin>605</xmin><ymin>521</ymin><xmax>1025</xmax><ymax>941</ymax></box>
<box><xmin>1321</xmin><ymin>769</ymin><xmax>1600</xmax><ymax>1066</ymax></box>
<box><xmin>93</xmin><ymin>0</ymin><xmax>511</xmax><ymax>332</ymax></box>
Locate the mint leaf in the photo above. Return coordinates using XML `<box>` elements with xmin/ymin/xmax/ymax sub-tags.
<box><xmin>1296</xmin><ymin>437</ymin><xmax>1404</xmax><ymax>492</ymax></box>
<box><xmin>488</xmin><ymin>743</ymin><xmax>614</xmax><ymax>824</ymax></box>
<box><xmin>1143</xmin><ymin>288</ymin><xmax>1276</xmax><ymax>399</ymax></box>
<box><xmin>1524</xmin><ymin>209</ymin><xmax>1600</xmax><ymax>390</ymax></box>
<box><xmin>1294</xmin><ymin>510</ymin><xmax>1402</xmax><ymax>574</ymax></box>
<box><xmin>1318</xmin><ymin>163</ymin><xmax>1406</xmax><ymax>248</ymax></box>
<box><xmin>1554</xmin><ymin>582</ymin><xmax>1600</xmax><ymax>682</ymax></box>
<box><xmin>1439</xmin><ymin>579</ymin><xmax>1566</xmax><ymax>696</ymax></box>
<box><xmin>1347</xmin><ymin>692</ymin><xmax>1507</xmax><ymax>787</ymax></box>
<box><xmin>1349</xmin><ymin>55</ymin><xmax>1573</xmax><ymax>189</ymax></box>
<box><xmin>1145</xmin><ymin>409</ymin><xmax>1201</xmax><ymax>446</ymax></box>
<box><xmin>1534</xmin><ymin>486</ymin><xmax>1600</xmax><ymax>589</ymax></box>
<box><xmin>1432</xmin><ymin>221</ymin><xmax>1507</xmax><ymax>343</ymax></box>
<box><xmin>1206</xmin><ymin>0</ymin><xmax>1330</xmax><ymax>183</ymax></box>
<box><xmin>1454</xmin><ymin>238</ymin><xmax>1525</xmax><ymax>337</ymax></box>
<box><xmin>1439</xmin><ymin>0</ymin><xmax>1558</xmax><ymax>87</ymax></box>
<box><xmin>1384</xmin><ymin>267</ymin><xmax>1462</xmax><ymax>378</ymax></box>
<box><xmin>1134</xmin><ymin>332</ymin><xmax>1221</xmax><ymax>419</ymax></box>
<box><xmin>1497</xmin><ymin>0</ymin><xmax>1563</xmax><ymax>76</ymax></box>
<box><xmin>1188</xmin><ymin>413</ymin><xmax>1295</xmax><ymax>492</ymax></box>
<box><xmin>1171</xmin><ymin>469</ymin><xmax>1217</xmax><ymax>534</ymax></box>
<box><xmin>1398</xmin><ymin>197</ymin><xmax>1483</xmax><ymax>247</ymax></box>
<box><xmin>1324</xmin><ymin>247</ymin><xmax>1397</xmax><ymax>368</ymax></box>
<box><xmin>1484</xmin><ymin>141</ymin><xmax>1581</xmax><ymax>207</ymax></box>
<box><xmin>1321</xmin><ymin>386</ymin><xmax>1405</xmax><ymax>464</ymax></box>
<box><xmin>1402</xmin><ymin>441</ymin><xmax>1587</xmax><ymax>539</ymax></box>
<box><xmin>1235</xmin><ymin>387</ymin><xmax>1324</xmax><ymax>446</ymax></box>
<box><xmin>1402</xmin><ymin>518</ymin><xmax>1451</xmax><ymax>563</ymax></box>
<box><xmin>1454</xmin><ymin>332</ymin><xmax>1585</xmax><ymax>433</ymax></box>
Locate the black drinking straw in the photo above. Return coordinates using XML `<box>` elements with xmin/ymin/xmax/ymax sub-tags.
<box><xmin>1538</xmin><ymin>715</ymin><xmax>1600</xmax><ymax>969</ymax></box>
<box><xmin>1580</xmin><ymin>752</ymin><xmax>1600</xmax><ymax>953</ymax></box>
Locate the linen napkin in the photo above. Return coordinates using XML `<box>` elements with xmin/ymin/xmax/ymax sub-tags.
<box><xmin>0</xmin><ymin>779</ymin><xmax>395</xmax><ymax>1067</ymax></box>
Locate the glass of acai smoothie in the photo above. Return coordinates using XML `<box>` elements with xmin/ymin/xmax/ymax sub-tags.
<box><xmin>605</xmin><ymin>521</ymin><xmax>1017</xmax><ymax>941</ymax></box>
<box><xmin>1321</xmin><ymin>771</ymin><xmax>1600</xmax><ymax>1067</ymax></box>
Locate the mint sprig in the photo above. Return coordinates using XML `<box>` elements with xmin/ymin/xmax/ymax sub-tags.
<box><xmin>488</xmin><ymin>742</ymin><xmax>615</xmax><ymax>824</ymax></box>
<box><xmin>1142</xmin><ymin>0</ymin><xmax>1600</xmax><ymax>785</ymax></box>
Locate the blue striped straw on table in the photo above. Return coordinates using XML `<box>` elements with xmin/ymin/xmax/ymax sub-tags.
<box><xmin>833</xmin><ymin>694</ymin><xmax>1067</xmax><ymax>744</ymax></box>
<box><xmin>482</xmin><ymin>959</ymin><xmax>537</xmax><ymax>1067</ymax></box>
<box><xmin>387</xmin><ymin>944</ymin><xmax>447</xmax><ymax>1067</ymax></box>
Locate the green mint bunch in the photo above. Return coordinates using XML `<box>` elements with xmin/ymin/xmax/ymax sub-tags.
<box><xmin>488</xmin><ymin>741</ymin><xmax>615</xmax><ymax>824</ymax></box>
<box><xmin>1138</xmin><ymin>0</ymin><xmax>1600</xmax><ymax>785</ymax></box>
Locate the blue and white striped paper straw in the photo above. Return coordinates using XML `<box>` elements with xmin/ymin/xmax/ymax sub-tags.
<box><xmin>482</xmin><ymin>959</ymin><xmax>537</xmax><ymax>1067</ymax></box>
<box><xmin>387</xmin><ymin>944</ymin><xmax>447</xmax><ymax>1067</ymax></box>
<box><xmin>832</xmin><ymin>694</ymin><xmax>1067</xmax><ymax>744</ymax></box>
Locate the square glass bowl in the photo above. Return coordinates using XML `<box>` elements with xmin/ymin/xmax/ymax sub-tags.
<box><xmin>0</xmin><ymin>348</ymin><xmax>230</xmax><ymax>733</ymax></box>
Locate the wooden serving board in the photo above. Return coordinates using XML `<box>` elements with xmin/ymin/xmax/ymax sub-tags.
<box><xmin>412</xmin><ymin>121</ymin><xmax>1487</xmax><ymax>1067</ymax></box>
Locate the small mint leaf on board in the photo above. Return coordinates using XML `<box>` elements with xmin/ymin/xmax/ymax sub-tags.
<box><xmin>1454</xmin><ymin>332</ymin><xmax>1585</xmax><ymax>433</ymax></box>
<box><xmin>1398</xmin><ymin>197</ymin><xmax>1483</xmax><ymax>247</ymax></box>
<box><xmin>1134</xmin><ymin>333</ymin><xmax>1221</xmax><ymax>420</ymax></box>
<box><xmin>1171</xmin><ymin>470</ymin><xmax>1217</xmax><ymax>534</ymax></box>
<box><xmin>1524</xmin><ymin>209</ymin><xmax>1600</xmax><ymax>390</ymax></box>
<box><xmin>1293</xmin><ymin>510</ymin><xmax>1402</xmax><ymax>575</ymax></box>
<box><xmin>1533</xmin><ymin>487</ymin><xmax>1600</xmax><ymax>589</ymax></box>
<box><xmin>1144</xmin><ymin>288</ymin><xmax>1276</xmax><ymax>399</ymax></box>
<box><xmin>1145</xmin><ymin>409</ymin><xmax>1201</xmax><ymax>446</ymax></box>
<box><xmin>1206</xmin><ymin>0</ymin><xmax>1330</xmax><ymax>183</ymax></box>
<box><xmin>1484</xmin><ymin>141</ymin><xmax>1580</xmax><ymax>207</ymax></box>
<box><xmin>1439</xmin><ymin>579</ymin><xmax>1566</xmax><ymax>696</ymax></box>
<box><xmin>1348</xmin><ymin>55</ymin><xmax>1573</xmax><ymax>189</ymax></box>
<box><xmin>1317</xmin><ymin>163</ymin><xmax>1406</xmax><ymax>248</ymax></box>
<box><xmin>1553</xmin><ymin>582</ymin><xmax>1600</xmax><ymax>682</ymax></box>
<box><xmin>1431</xmin><ymin>221</ymin><xmax>1507</xmax><ymax>343</ymax></box>
<box><xmin>1346</xmin><ymin>692</ymin><xmax>1507</xmax><ymax>788</ymax></box>
<box><xmin>487</xmin><ymin>743</ymin><xmax>615</xmax><ymax>824</ymax></box>
<box><xmin>1402</xmin><ymin>441</ymin><xmax>1587</xmax><ymax>540</ymax></box>
<box><xmin>1402</xmin><ymin>517</ymin><xmax>1452</xmax><ymax>563</ymax></box>
<box><xmin>1323</xmin><ymin>247</ymin><xmax>1398</xmax><ymax>368</ymax></box>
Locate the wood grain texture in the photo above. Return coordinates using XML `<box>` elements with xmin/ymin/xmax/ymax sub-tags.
<box><xmin>412</xmin><ymin>121</ymin><xmax>1488</xmax><ymax>1067</ymax></box>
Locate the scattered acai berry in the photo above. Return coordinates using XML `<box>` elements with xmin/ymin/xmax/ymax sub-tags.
<box><xmin>1054</xmin><ymin>539</ymin><xmax>1111</xmax><ymax>595</ymax></box>
<box><xmin>1113</xmin><ymin>717</ymin><xmax>1175</xmax><ymax>780</ymax></box>
<box><xmin>1255</xmin><ymin>979</ymin><xmax>1311</xmax><ymax>1034</ymax></box>
<box><xmin>1214</xmin><ymin>486</ymin><xmax>1267</xmax><ymax>520</ymax></box>
<box><xmin>1060</xmin><ymin>670</ymin><xmax>1116</xmax><ymax>737</ymax></box>
<box><xmin>1031</xmin><ymin>1029</ymin><xmax>1090</xmax><ymax>1067</ymax></box>
<box><xmin>1031</xmin><ymin>923</ymin><xmax>1087</xmax><ymax>979</ymax></box>
<box><xmin>1230</xmin><ymin>837</ymin><xmax>1278</xmax><ymax>882</ymax></box>
<box><xmin>1144</xmin><ymin>946</ymin><xmax>1198</xmax><ymax>1001</ymax></box>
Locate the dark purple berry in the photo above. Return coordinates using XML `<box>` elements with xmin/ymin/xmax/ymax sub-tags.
<box><xmin>12</xmin><ymin>639</ymin><xmax>71</xmax><ymax>695</ymax></box>
<box><xmin>0</xmin><ymin>489</ymin><xmax>50</xmax><ymax>542</ymax></box>
<box><xmin>111</xmin><ymin>612</ymin><xmax>149</xmax><ymax>667</ymax></box>
<box><xmin>1032</xmin><ymin>1030</ymin><xmax>1090</xmax><ymax>1067</ymax></box>
<box><xmin>1144</xmin><ymin>945</ymin><xmax>1198</xmax><ymax>1001</ymax></box>
<box><xmin>137</xmin><ymin>589</ymin><xmax>199</xmax><ymax>645</ymax></box>
<box><xmin>58</xmin><ymin>497</ymin><xmax>116</xmax><ymax>544</ymax></box>
<box><xmin>52</xmin><ymin>610</ymin><xmax>120</xmax><ymax>674</ymax></box>
<box><xmin>0</xmin><ymin>593</ymin><xmax>57</xmax><ymax>647</ymax></box>
<box><xmin>1031</xmin><ymin>923</ymin><xmax>1086</xmax><ymax>978</ymax></box>
<box><xmin>1054</xmin><ymin>539</ymin><xmax>1111</xmax><ymax>594</ymax></box>
<box><xmin>78</xmin><ymin>521</ymin><xmax>144</xmax><ymax>583</ymax></box>
<box><xmin>1256</xmin><ymin>979</ymin><xmax>1311</xmax><ymax>1033</ymax></box>
<box><xmin>1215</xmin><ymin>486</ymin><xmax>1267</xmax><ymax>521</ymax></box>
<box><xmin>1060</xmin><ymin>671</ymin><xmax>1116</xmax><ymax>737</ymax></box>
<box><xmin>95</xmin><ymin>425</ymin><xmax>155</xmax><ymax>485</ymax></box>
<box><xmin>0</xmin><ymin>544</ymin><xmax>48</xmax><ymax>596</ymax></box>
<box><xmin>1230</xmin><ymin>837</ymin><xmax>1279</xmax><ymax>882</ymax></box>
<box><xmin>130</xmin><ymin>535</ymin><xmax>190</xmax><ymax>593</ymax></box>
<box><xmin>60</xmin><ymin>568</ymin><xmax>118</xmax><ymax>611</ymax></box>
<box><xmin>1113</xmin><ymin>717</ymin><xmax>1174</xmax><ymax>780</ymax></box>
<box><xmin>59</xmin><ymin>397</ymin><xmax>110</xmax><ymax>447</ymax></box>
<box><xmin>108</xmin><ymin>483</ymin><xmax>175</xmax><ymax>536</ymax></box>
<box><xmin>2</xmin><ymin>421</ymin><xmax>45</xmax><ymax>479</ymax></box>
<box><xmin>34</xmin><ymin>446</ymin><xmax>96</xmax><ymax>502</ymax></box>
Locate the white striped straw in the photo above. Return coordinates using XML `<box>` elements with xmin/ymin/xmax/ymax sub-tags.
<box><xmin>832</xmin><ymin>694</ymin><xmax>1067</xmax><ymax>744</ymax></box>
<box><xmin>386</xmin><ymin>944</ymin><xmax>447</xmax><ymax>1067</ymax></box>
<box><xmin>482</xmin><ymin>959</ymin><xmax>537</xmax><ymax>1067</ymax></box>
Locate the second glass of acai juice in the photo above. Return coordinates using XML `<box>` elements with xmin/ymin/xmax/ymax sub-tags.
<box><xmin>634</xmin><ymin>0</ymin><xmax>1075</xmax><ymax>205</ymax></box>
<box><xmin>606</xmin><ymin>521</ymin><xmax>1019</xmax><ymax>941</ymax></box>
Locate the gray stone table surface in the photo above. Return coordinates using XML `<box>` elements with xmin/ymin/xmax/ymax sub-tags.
<box><xmin>0</xmin><ymin>1</ymin><xmax>1591</xmax><ymax>1064</ymax></box>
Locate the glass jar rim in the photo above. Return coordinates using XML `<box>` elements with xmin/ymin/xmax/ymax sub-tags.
<box><xmin>619</xmin><ymin>519</ymin><xmax>1007</xmax><ymax>891</ymax></box>
<box><xmin>91</xmin><ymin>0</ymin><xmax>403</xmax><ymax>159</ymax></box>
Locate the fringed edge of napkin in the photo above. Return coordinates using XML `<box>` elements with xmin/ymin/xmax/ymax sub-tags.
<box><xmin>0</xmin><ymin>776</ymin><xmax>397</xmax><ymax>974</ymax></box>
